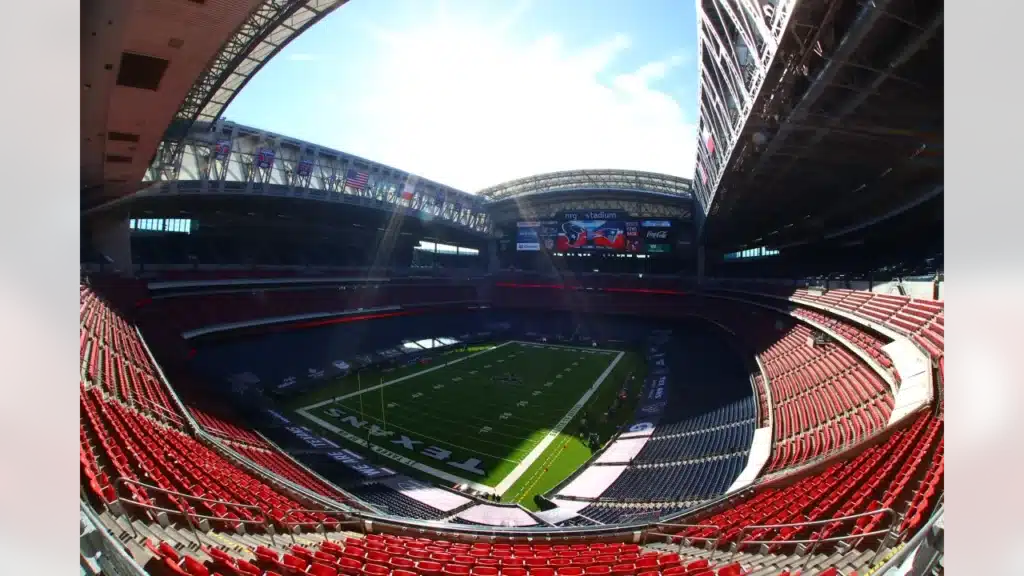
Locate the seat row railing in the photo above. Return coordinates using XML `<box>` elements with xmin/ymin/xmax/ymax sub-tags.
<box><xmin>651</xmin><ymin>507</ymin><xmax>896</xmax><ymax>573</ymax></box>
<box><xmin>282</xmin><ymin>508</ymin><xmax>362</xmax><ymax>544</ymax></box>
<box><xmin>111</xmin><ymin>478</ymin><xmax>360</xmax><ymax>548</ymax></box>
<box><xmin>113</xmin><ymin>477</ymin><xmax>275</xmax><ymax>546</ymax></box>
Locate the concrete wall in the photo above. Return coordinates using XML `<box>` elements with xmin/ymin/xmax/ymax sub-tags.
<box><xmin>89</xmin><ymin>216</ymin><xmax>133</xmax><ymax>276</ymax></box>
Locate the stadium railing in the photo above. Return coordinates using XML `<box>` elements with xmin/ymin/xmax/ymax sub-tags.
<box><xmin>81</xmin><ymin>499</ymin><xmax>148</xmax><ymax>576</ymax></box>
<box><xmin>872</xmin><ymin>499</ymin><xmax>943</xmax><ymax>576</ymax></box>
<box><xmin>134</xmin><ymin>325</ymin><xmax>366</xmax><ymax>514</ymax></box>
<box><xmin>82</xmin><ymin>272</ymin><xmax>942</xmax><ymax>572</ymax></box>
<box><xmin>646</xmin><ymin>523</ymin><xmax>725</xmax><ymax>560</ymax></box>
<box><xmin>112</xmin><ymin>477</ymin><xmax>279</xmax><ymax>545</ymax></box>
<box><xmin>281</xmin><ymin>507</ymin><xmax>362</xmax><ymax>543</ymax></box>
<box><xmin>727</xmin><ymin>507</ymin><xmax>897</xmax><ymax>572</ymax></box>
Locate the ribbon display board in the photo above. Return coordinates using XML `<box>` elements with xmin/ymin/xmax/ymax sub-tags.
<box><xmin>629</xmin><ymin>330</ymin><xmax>673</xmax><ymax>429</ymax></box>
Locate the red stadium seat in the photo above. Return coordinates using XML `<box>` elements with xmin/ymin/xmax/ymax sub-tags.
<box><xmin>610</xmin><ymin>563</ymin><xmax>636</xmax><ymax>576</ymax></box>
<box><xmin>337</xmin><ymin>558</ymin><xmax>363</xmax><ymax>576</ymax></box>
<box><xmin>363</xmin><ymin>564</ymin><xmax>390</xmax><ymax>576</ymax></box>
<box><xmin>417</xmin><ymin>561</ymin><xmax>444</xmax><ymax>576</ymax></box>
<box><xmin>443</xmin><ymin>563</ymin><xmax>471</xmax><ymax>576</ymax></box>
<box><xmin>309</xmin><ymin>563</ymin><xmax>339</xmax><ymax>576</ymax></box>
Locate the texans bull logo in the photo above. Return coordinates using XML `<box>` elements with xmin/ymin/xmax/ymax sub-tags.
<box><xmin>561</xmin><ymin>222</ymin><xmax>587</xmax><ymax>247</ymax></box>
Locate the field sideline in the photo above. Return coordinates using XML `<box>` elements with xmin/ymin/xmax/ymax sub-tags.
<box><xmin>288</xmin><ymin>340</ymin><xmax>640</xmax><ymax>505</ymax></box>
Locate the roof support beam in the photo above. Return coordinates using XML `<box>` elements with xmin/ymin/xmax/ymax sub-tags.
<box><xmin>824</xmin><ymin>183</ymin><xmax>943</xmax><ymax>240</ymax></box>
<box><xmin>156</xmin><ymin>1</ymin><xmax>346</xmax><ymax>183</ymax></box>
<box><xmin>745</xmin><ymin>0</ymin><xmax>897</xmax><ymax>181</ymax></box>
<box><xmin>766</xmin><ymin>7</ymin><xmax>943</xmax><ymax>187</ymax></box>
<box><xmin>816</xmin><ymin>10</ymin><xmax>943</xmax><ymax>139</ymax></box>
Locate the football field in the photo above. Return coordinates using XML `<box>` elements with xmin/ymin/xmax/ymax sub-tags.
<box><xmin>292</xmin><ymin>341</ymin><xmax>628</xmax><ymax>498</ymax></box>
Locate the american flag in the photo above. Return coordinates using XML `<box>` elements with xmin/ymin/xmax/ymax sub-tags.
<box><xmin>702</xmin><ymin>126</ymin><xmax>716</xmax><ymax>155</ymax></box>
<box><xmin>345</xmin><ymin>169</ymin><xmax>369</xmax><ymax>190</ymax></box>
<box><xmin>401</xmin><ymin>178</ymin><xmax>417</xmax><ymax>201</ymax></box>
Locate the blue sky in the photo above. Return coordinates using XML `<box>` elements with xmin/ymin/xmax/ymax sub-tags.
<box><xmin>224</xmin><ymin>0</ymin><xmax>699</xmax><ymax>192</ymax></box>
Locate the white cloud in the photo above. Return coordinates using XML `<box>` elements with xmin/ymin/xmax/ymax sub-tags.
<box><xmin>354</xmin><ymin>22</ymin><xmax>696</xmax><ymax>192</ymax></box>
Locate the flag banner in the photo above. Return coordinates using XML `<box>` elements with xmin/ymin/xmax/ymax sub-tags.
<box><xmin>401</xmin><ymin>179</ymin><xmax>417</xmax><ymax>201</ymax></box>
<box><xmin>296</xmin><ymin>159</ymin><xmax>314</xmax><ymax>177</ymax></box>
<box><xmin>757</xmin><ymin>0</ymin><xmax>778</xmax><ymax>25</ymax></box>
<box><xmin>256</xmin><ymin>148</ymin><xmax>276</xmax><ymax>169</ymax></box>
<box><xmin>214</xmin><ymin>140</ymin><xmax>231</xmax><ymax>159</ymax></box>
<box><xmin>702</xmin><ymin>127</ymin><xmax>716</xmax><ymax>155</ymax></box>
<box><xmin>345</xmin><ymin>169</ymin><xmax>369</xmax><ymax>190</ymax></box>
<box><xmin>698</xmin><ymin>162</ymin><xmax>708</xmax><ymax>185</ymax></box>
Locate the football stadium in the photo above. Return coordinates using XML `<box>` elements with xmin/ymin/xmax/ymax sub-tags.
<box><xmin>80</xmin><ymin>0</ymin><xmax>943</xmax><ymax>575</ymax></box>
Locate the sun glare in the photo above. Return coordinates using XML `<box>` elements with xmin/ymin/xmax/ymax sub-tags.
<box><xmin>355</xmin><ymin>8</ymin><xmax>696</xmax><ymax>191</ymax></box>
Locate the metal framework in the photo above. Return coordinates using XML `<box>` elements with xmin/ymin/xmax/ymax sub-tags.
<box><xmin>142</xmin><ymin>120</ymin><xmax>491</xmax><ymax>234</ymax></box>
<box><xmin>691</xmin><ymin>0</ymin><xmax>797</xmax><ymax>211</ymax></box>
<box><xmin>488</xmin><ymin>197</ymin><xmax>694</xmax><ymax>225</ymax></box>
<box><xmin>694</xmin><ymin>0</ymin><xmax>944</xmax><ymax>251</ymax></box>
<box><xmin>476</xmin><ymin>170</ymin><xmax>694</xmax><ymax>201</ymax></box>
<box><xmin>156</xmin><ymin>0</ymin><xmax>348</xmax><ymax>182</ymax></box>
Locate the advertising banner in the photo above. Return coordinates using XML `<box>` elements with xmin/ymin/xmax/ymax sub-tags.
<box><xmin>515</xmin><ymin>220</ymin><xmax>558</xmax><ymax>251</ymax></box>
<box><xmin>631</xmin><ymin>332</ymin><xmax>672</xmax><ymax>425</ymax></box>
<box><xmin>516</xmin><ymin>213</ymin><xmax>676</xmax><ymax>255</ymax></box>
<box><xmin>256</xmin><ymin>148</ymin><xmax>276</xmax><ymax>169</ymax></box>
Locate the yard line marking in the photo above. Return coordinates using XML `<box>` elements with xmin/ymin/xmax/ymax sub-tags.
<box><xmin>296</xmin><ymin>408</ymin><xmax>495</xmax><ymax>494</ymax></box>
<box><xmin>508</xmin><ymin>431</ymin><xmax>576</xmax><ymax>505</ymax></box>
<box><xmin>306</xmin><ymin>407</ymin><xmax>521</xmax><ymax>463</ymax></box>
<box><xmin>399</xmin><ymin>394</ymin><xmax>562</xmax><ymax>427</ymax></box>
<box><xmin>328</xmin><ymin>398</ymin><xmax>536</xmax><ymax>443</ymax></box>
<box><xmin>297</xmin><ymin>340</ymin><xmax>620</xmax><ymax>495</ymax></box>
<box><xmin>302</xmin><ymin>341</ymin><xmax>513</xmax><ymax>410</ymax></box>
<box><xmin>493</xmin><ymin>349</ymin><xmax>625</xmax><ymax>496</ymax></box>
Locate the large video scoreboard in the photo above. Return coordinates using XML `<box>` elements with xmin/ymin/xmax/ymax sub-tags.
<box><xmin>515</xmin><ymin>211</ymin><xmax>678</xmax><ymax>256</ymax></box>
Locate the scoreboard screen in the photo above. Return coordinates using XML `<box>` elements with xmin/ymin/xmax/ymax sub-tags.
<box><xmin>515</xmin><ymin>212</ymin><xmax>676</xmax><ymax>255</ymax></box>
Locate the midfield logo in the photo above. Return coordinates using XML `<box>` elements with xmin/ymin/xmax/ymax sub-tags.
<box><xmin>493</xmin><ymin>372</ymin><xmax>523</xmax><ymax>385</ymax></box>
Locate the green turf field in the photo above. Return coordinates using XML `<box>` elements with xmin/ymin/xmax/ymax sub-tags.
<box><xmin>290</xmin><ymin>340</ymin><xmax>640</xmax><ymax>507</ymax></box>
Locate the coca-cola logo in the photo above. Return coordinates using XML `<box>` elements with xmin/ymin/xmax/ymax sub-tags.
<box><xmin>646</xmin><ymin>230</ymin><xmax>668</xmax><ymax>239</ymax></box>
